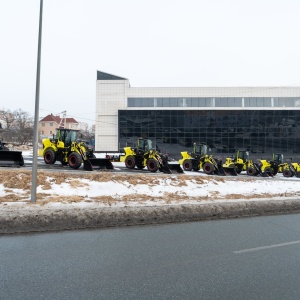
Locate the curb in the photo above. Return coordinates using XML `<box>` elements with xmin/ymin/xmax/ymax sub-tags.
<box><xmin>1</xmin><ymin>199</ymin><xmax>300</xmax><ymax>234</ymax></box>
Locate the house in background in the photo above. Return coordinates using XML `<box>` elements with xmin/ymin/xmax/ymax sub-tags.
<box><xmin>39</xmin><ymin>113</ymin><xmax>79</xmax><ymax>139</ymax></box>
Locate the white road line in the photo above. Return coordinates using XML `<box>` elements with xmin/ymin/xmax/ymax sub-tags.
<box><xmin>234</xmin><ymin>240</ymin><xmax>300</xmax><ymax>254</ymax></box>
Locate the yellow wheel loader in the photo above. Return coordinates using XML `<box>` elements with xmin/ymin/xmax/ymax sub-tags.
<box><xmin>0</xmin><ymin>140</ymin><xmax>24</xmax><ymax>167</ymax></box>
<box><xmin>257</xmin><ymin>156</ymin><xmax>279</xmax><ymax>176</ymax></box>
<box><xmin>223</xmin><ymin>150</ymin><xmax>272</xmax><ymax>177</ymax></box>
<box><xmin>120</xmin><ymin>138</ymin><xmax>183</xmax><ymax>174</ymax></box>
<box><xmin>272</xmin><ymin>153</ymin><xmax>300</xmax><ymax>178</ymax></box>
<box><xmin>39</xmin><ymin>128</ymin><xmax>113</xmax><ymax>171</ymax></box>
<box><xmin>179</xmin><ymin>143</ymin><xmax>232</xmax><ymax>175</ymax></box>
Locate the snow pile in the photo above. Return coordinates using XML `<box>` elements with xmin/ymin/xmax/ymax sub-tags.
<box><xmin>1</xmin><ymin>169</ymin><xmax>300</xmax><ymax>209</ymax></box>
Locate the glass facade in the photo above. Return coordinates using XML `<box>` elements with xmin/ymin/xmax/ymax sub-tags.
<box><xmin>119</xmin><ymin>110</ymin><xmax>300</xmax><ymax>160</ymax></box>
<box><xmin>128</xmin><ymin>97</ymin><xmax>300</xmax><ymax>108</ymax></box>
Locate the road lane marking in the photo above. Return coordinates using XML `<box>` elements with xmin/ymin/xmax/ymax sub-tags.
<box><xmin>234</xmin><ymin>240</ymin><xmax>300</xmax><ymax>254</ymax></box>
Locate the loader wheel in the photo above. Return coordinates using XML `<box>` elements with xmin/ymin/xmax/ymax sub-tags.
<box><xmin>283</xmin><ymin>169</ymin><xmax>293</xmax><ymax>177</ymax></box>
<box><xmin>125</xmin><ymin>156</ymin><xmax>135</xmax><ymax>169</ymax></box>
<box><xmin>203</xmin><ymin>162</ymin><xmax>214</xmax><ymax>175</ymax></box>
<box><xmin>182</xmin><ymin>159</ymin><xmax>192</xmax><ymax>171</ymax></box>
<box><xmin>44</xmin><ymin>149</ymin><xmax>56</xmax><ymax>164</ymax></box>
<box><xmin>68</xmin><ymin>152</ymin><xmax>82</xmax><ymax>169</ymax></box>
<box><xmin>247</xmin><ymin>167</ymin><xmax>257</xmax><ymax>176</ymax></box>
<box><xmin>236</xmin><ymin>166</ymin><xmax>243</xmax><ymax>174</ymax></box>
<box><xmin>264</xmin><ymin>167</ymin><xmax>273</xmax><ymax>176</ymax></box>
<box><xmin>147</xmin><ymin>159</ymin><xmax>159</xmax><ymax>172</ymax></box>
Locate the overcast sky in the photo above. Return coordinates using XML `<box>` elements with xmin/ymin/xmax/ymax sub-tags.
<box><xmin>1</xmin><ymin>0</ymin><xmax>300</xmax><ymax>127</ymax></box>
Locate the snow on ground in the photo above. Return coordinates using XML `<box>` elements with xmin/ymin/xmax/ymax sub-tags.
<box><xmin>1</xmin><ymin>149</ymin><xmax>300</xmax><ymax>210</ymax></box>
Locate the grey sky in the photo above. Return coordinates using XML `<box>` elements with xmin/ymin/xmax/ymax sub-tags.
<box><xmin>1</xmin><ymin>0</ymin><xmax>300</xmax><ymax>127</ymax></box>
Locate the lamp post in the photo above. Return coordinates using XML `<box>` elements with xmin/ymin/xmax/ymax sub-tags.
<box><xmin>31</xmin><ymin>0</ymin><xmax>43</xmax><ymax>203</ymax></box>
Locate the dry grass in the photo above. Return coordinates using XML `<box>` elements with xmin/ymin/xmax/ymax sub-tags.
<box><xmin>1</xmin><ymin>169</ymin><xmax>299</xmax><ymax>206</ymax></box>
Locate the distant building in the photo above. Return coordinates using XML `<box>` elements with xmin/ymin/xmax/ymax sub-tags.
<box><xmin>39</xmin><ymin>113</ymin><xmax>79</xmax><ymax>138</ymax></box>
<box><xmin>95</xmin><ymin>70</ymin><xmax>300</xmax><ymax>159</ymax></box>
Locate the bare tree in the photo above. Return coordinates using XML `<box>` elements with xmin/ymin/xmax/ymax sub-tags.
<box><xmin>0</xmin><ymin>109</ymin><xmax>33</xmax><ymax>144</ymax></box>
<box><xmin>14</xmin><ymin>109</ymin><xmax>34</xmax><ymax>144</ymax></box>
<box><xmin>0</xmin><ymin>109</ymin><xmax>16</xmax><ymax>129</ymax></box>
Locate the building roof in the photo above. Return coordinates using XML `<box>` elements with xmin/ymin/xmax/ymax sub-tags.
<box><xmin>97</xmin><ymin>70</ymin><xmax>127</xmax><ymax>80</ymax></box>
<box><xmin>66</xmin><ymin>117</ymin><xmax>78</xmax><ymax>123</ymax></box>
<box><xmin>40</xmin><ymin>114</ymin><xmax>78</xmax><ymax>124</ymax></box>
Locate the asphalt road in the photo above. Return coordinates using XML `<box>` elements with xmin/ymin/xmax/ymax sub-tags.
<box><xmin>1</xmin><ymin>214</ymin><xmax>300</xmax><ymax>300</ymax></box>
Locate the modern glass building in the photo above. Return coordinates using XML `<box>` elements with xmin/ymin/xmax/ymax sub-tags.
<box><xmin>95</xmin><ymin>71</ymin><xmax>300</xmax><ymax>160</ymax></box>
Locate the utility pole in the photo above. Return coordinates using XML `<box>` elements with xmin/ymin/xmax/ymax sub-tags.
<box><xmin>31</xmin><ymin>0</ymin><xmax>43</xmax><ymax>203</ymax></box>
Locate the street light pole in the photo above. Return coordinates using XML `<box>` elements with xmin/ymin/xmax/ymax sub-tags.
<box><xmin>31</xmin><ymin>0</ymin><xmax>43</xmax><ymax>203</ymax></box>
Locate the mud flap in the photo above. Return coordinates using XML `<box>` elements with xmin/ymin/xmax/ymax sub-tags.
<box><xmin>0</xmin><ymin>150</ymin><xmax>24</xmax><ymax>167</ymax></box>
<box><xmin>167</xmin><ymin>163</ymin><xmax>184</xmax><ymax>174</ymax></box>
<box><xmin>88</xmin><ymin>158</ymin><xmax>114</xmax><ymax>170</ymax></box>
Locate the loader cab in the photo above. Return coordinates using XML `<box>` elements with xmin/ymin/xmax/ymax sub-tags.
<box><xmin>137</xmin><ymin>138</ymin><xmax>153</xmax><ymax>152</ymax></box>
<box><xmin>273</xmin><ymin>153</ymin><xmax>284</xmax><ymax>164</ymax></box>
<box><xmin>55</xmin><ymin>129</ymin><xmax>79</xmax><ymax>147</ymax></box>
<box><xmin>235</xmin><ymin>150</ymin><xmax>249</xmax><ymax>163</ymax></box>
<box><xmin>193</xmin><ymin>143</ymin><xmax>208</xmax><ymax>158</ymax></box>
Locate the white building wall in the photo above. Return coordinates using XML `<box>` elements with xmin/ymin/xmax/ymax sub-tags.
<box><xmin>95</xmin><ymin>80</ymin><xmax>128</xmax><ymax>151</ymax></box>
<box><xmin>95</xmin><ymin>73</ymin><xmax>300</xmax><ymax>152</ymax></box>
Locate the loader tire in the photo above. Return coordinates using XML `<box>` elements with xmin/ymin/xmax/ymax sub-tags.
<box><xmin>203</xmin><ymin>162</ymin><xmax>214</xmax><ymax>175</ymax></box>
<box><xmin>44</xmin><ymin>149</ymin><xmax>56</xmax><ymax>164</ymax></box>
<box><xmin>283</xmin><ymin>169</ymin><xmax>293</xmax><ymax>177</ymax></box>
<box><xmin>264</xmin><ymin>167</ymin><xmax>273</xmax><ymax>176</ymax></box>
<box><xmin>247</xmin><ymin>167</ymin><xmax>257</xmax><ymax>176</ymax></box>
<box><xmin>68</xmin><ymin>152</ymin><xmax>82</xmax><ymax>169</ymax></box>
<box><xmin>147</xmin><ymin>159</ymin><xmax>159</xmax><ymax>172</ymax></box>
<box><xmin>125</xmin><ymin>156</ymin><xmax>135</xmax><ymax>169</ymax></box>
<box><xmin>236</xmin><ymin>166</ymin><xmax>243</xmax><ymax>174</ymax></box>
<box><xmin>182</xmin><ymin>159</ymin><xmax>192</xmax><ymax>171</ymax></box>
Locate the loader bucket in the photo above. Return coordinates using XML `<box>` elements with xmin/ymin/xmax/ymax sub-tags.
<box><xmin>88</xmin><ymin>158</ymin><xmax>114</xmax><ymax>170</ymax></box>
<box><xmin>166</xmin><ymin>163</ymin><xmax>184</xmax><ymax>174</ymax></box>
<box><xmin>215</xmin><ymin>166</ymin><xmax>227</xmax><ymax>176</ymax></box>
<box><xmin>222</xmin><ymin>166</ymin><xmax>238</xmax><ymax>176</ymax></box>
<box><xmin>83</xmin><ymin>159</ymin><xmax>93</xmax><ymax>171</ymax></box>
<box><xmin>159</xmin><ymin>164</ymin><xmax>172</xmax><ymax>174</ymax></box>
<box><xmin>0</xmin><ymin>150</ymin><xmax>24</xmax><ymax>167</ymax></box>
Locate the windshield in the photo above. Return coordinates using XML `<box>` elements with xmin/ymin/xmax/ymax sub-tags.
<box><xmin>195</xmin><ymin>144</ymin><xmax>207</xmax><ymax>156</ymax></box>
<box><xmin>56</xmin><ymin>130</ymin><xmax>78</xmax><ymax>144</ymax></box>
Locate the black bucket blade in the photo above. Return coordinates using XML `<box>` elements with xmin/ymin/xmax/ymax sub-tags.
<box><xmin>0</xmin><ymin>151</ymin><xmax>24</xmax><ymax>167</ymax></box>
<box><xmin>223</xmin><ymin>167</ymin><xmax>237</xmax><ymax>176</ymax></box>
<box><xmin>216</xmin><ymin>166</ymin><xmax>227</xmax><ymax>176</ymax></box>
<box><xmin>167</xmin><ymin>164</ymin><xmax>184</xmax><ymax>174</ymax></box>
<box><xmin>160</xmin><ymin>164</ymin><xmax>172</xmax><ymax>174</ymax></box>
<box><xmin>83</xmin><ymin>159</ymin><xmax>94</xmax><ymax>171</ymax></box>
<box><xmin>88</xmin><ymin>158</ymin><xmax>114</xmax><ymax>170</ymax></box>
<box><xmin>261</xmin><ymin>171</ymin><xmax>270</xmax><ymax>177</ymax></box>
